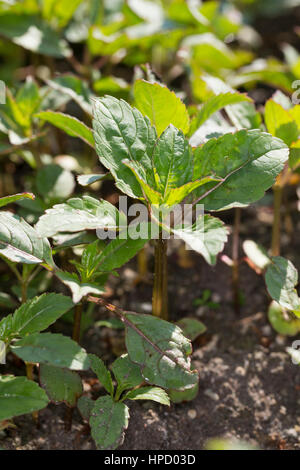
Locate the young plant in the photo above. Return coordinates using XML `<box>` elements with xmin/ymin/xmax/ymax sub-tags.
<box><xmin>264</xmin><ymin>93</ymin><xmax>300</xmax><ymax>256</ymax></box>
<box><xmin>77</xmin><ymin>354</ymin><xmax>170</xmax><ymax>450</ymax></box>
<box><xmin>0</xmin><ymin>193</ymin><xmax>198</xmax><ymax>439</ymax></box>
<box><xmin>243</xmin><ymin>239</ymin><xmax>300</xmax><ymax>336</ymax></box>
<box><xmin>90</xmin><ymin>80</ymin><xmax>288</xmax><ymax>319</ymax></box>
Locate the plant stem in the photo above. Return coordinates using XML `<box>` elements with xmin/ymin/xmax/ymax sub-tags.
<box><xmin>64</xmin><ymin>303</ymin><xmax>83</xmax><ymax>431</ymax></box>
<box><xmin>232</xmin><ymin>207</ymin><xmax>241</xmax><ymax>315</ymax></box>
<box><xmin>137</xmin><ymin>246</ymin><xmax>148</xmax><ymax>279</ymax></box>
<box><xmin>152</xmin><ymin>232</ymin><xmax>168</xmax><ymax>320</ymax></box>
<box><xmin>21</xmin><ymin>280</ymin><xmax>28</xmax><ymax>304</ymax></box>
<box><xmin>64</xmin><ymin>407</ymin><xmax>73</xmax><ymax>432</ymax></box>
<box><xmin>20</xmin><ymin>273</ymin><xmax>39</xmax><ymax>424</ymax></box>
<box><xmin>72</xmin><ymin>303</ymin><xmax>83</xmax><ymax>344</ymax></box>
<box><xmin>25</xmin><ymin>362</ymin><xmax>38</xmax><ymax>422</ymax></box>
<box><xmin>271</xmin><ymin>185</ymin><xmax>283</xmax><ymax>257</ymax></box>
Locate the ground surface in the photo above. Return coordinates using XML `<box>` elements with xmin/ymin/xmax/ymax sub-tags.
<box><xmin>1</xmin><ymin>203</ymin><xmax>300</xmax><ymax>450</ymax></box>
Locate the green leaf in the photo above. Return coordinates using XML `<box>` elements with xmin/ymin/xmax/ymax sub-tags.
<box><xmin>0</xmin><ymin>292</ymin><xmax>16</xmax><ymax>309</ymax></box>
<box><xmin>46</xmin><ymin>75</ymin><xmax>94</xmax><ymax>116</ymax></box>
<box><xmin>79</xmin><ymin>240</ymin><xmax>106</xmax><ymax>280</ymax></box>
<box><xmin>189</xmin><ymin>111</ymin><xmax>236</xmax><ymax>146</ymax></box>
<box><xmin>57</xmin><ymin>271</ymin><xmax>104</xmax><ymax>304</ymax></box>
<box><xmin>124</xmin><ymin>313</ymin><xmax>198</xmax><ymax>391</ymax></box>
<box><xmin>124</xmin><ymin>386</ymin><xmax>170</xmax><ymax>406</ymax></box>
<box><xmin>0</xmin><ymin>211</ymin><xmax>53</xmax><ymax>265</ymax></box>
<box><xmin>52</xmin><ymin>231</ymin><xmax>97</xmax><ymax>249</ymax></box>
<box><xmin>0</xmin><ymin>192</ymin><xmax>34</xmax><ymax>208</ymax></box>
<box><xmin>40</xmin><ymin>364</ymin><xmax>83</xmax><ymax>407</ymax></box>
<box><xmin>11</xmin><ymin>333</ymin><xmax>90</xmax><ymax>370</ymax></box>
<box><xmin>172</xmin><ymin>215</ymin><xmax>228</xmax><ymax>265</ymax></box>
<box><xmin>225</xmin><ymin>101</ymin><xmax>262</xmax><ymax>130</ymax></box>
<box><xmin>134</xmin><ymin>80</ymin><xmax>190</xmax><ymax>136</ymax></box>
<box><xmin>93</xmin><ymin>95</ymin><xmax>157</xmax><ymax>199</ymax></box>
<box><xmin>42</xmin><ymin>0</ymin><xmax>84</xmax><ymax>28</ymax></box>
<box><xmin>124</xmin><ymin>125</ymin><xmax>218</xmax><ymax>206</ymax></box>
<box><xmin>35</xmin><ymin>196</ymin><xmax>126</xmax><ymax>238</ymax></box>
<box><xmin>268</xmin><ymin>301</ymin><xmax>300</xmax><ymax>336</ymax></box>
<box><xmin>16</xmin><ymin>77</ymin><xmax>41</xmax><ymax>125</ymax></box>
<box><xmin>36</xmin><ymin>112</ymin><xmax>94</xmax><ymax>148</ymax></box>
<box><xmin>111</xmin><ymin>354</ymin><xmax>144</xmax><ymax>394</ymax></box>
<box><xmin>77</xmin><ymin>174</ymin><xmax>109</xmax><ymax>186</ymax></box>
<box><xmin>0</xmin><ymin>315</ymin><xmax>12</xmax><ymax>343</ymax></box>
<box><xmin>94</xmin><ymin>225</ymin><xmax>150</xmax><ymax>273</ymax></box>
<box><xmin>78</xmin><ymin>395</ymin><xmax>94</xmax><ymax>421</ymax></box>
<box><xmin>193</xmin><ymin>129</ymin><xmax>289</xmax><ymax>211</ymax></box>
<box><xmin>90</xmin><ymin>395</ymin><xmax>129</xmax><ymax>450</ymax></box>
<box><xmin>168</xmin><ymin>382</ymin><xmax>199</xmax><ymax>404</ymax></box>
<box><xmin>176</xmin><ymin>318</ymin><xmax>207</xmax><ymax>341</ymax></box>
<box><xmin>265</xmin><ymin>100</ymin><xmax>299</xmax><ymax>146</ymax></box>
<box><xmin>196</xmin><ymin>74</ymin><xmax>261</xmax><ymax>130</ymax></box>
<box><xmin>9</xmin><ymin>293</ymin><xmax>73</xmax><ymax>338</ymax></box>
<box><xmin>289</xmin><ymin>140</ymin><xmax>300</xmax><ymax>170</ymax></box>
<box><xmin>242</xmin><ymin>240</ymin><xmax>271</xmax><ymax>271</ymax></box>
<box><xmin>265</xmin><ymin>257</ymin><xmax>300</xmax><ymax>314</ymax></box>
<box><xmin>89</xmin><ymin>354</ymin><xmax>114</xmax><ymax>396</ymax></box>
<box><xmin>189</xmin><ymin>92</ymin><xmax>252</xmax><ymax>135</ymax></box>
<box><xmin>0</xmin><ymin>375</ymin><xmax>49</xmax><ymax>421</ymax></box>
<box><xmin>0</xmin><ymin>14</ymin><xmax>71</xmax><ymax>57</ymax></box>
<box><xmin>93</xmin><ymin>76</ymin><xmax>129</xmax><ymax>99</ymax></box>
<box><xmin>36</xmin><ymin>164</ymin><xmax>75</xmax><ymax>202</ymax></box>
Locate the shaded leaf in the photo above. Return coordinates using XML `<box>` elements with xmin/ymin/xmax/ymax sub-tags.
<box><xmin>124</xmin><ymin>313</ymin><xmax>198</xmax><ymax>390</ymax></box>
<box><xmin>90</xmin><ymin>395</ymin><xmax>129</xmax><ymax>450</ymax></box>
<box><xmin>40</xmin><ymin>364</ymin><xmax>83</xmax><ymax>407</ymax></box>
<box><xmin>89</xmin><ymin>354</ymin><xmax>114</xmax><ymax>396</ymax></box>
<box><xmin>78</xmin><ymin>395</ymin><xmax>94</xmax><ymax>421</ymax></box>
<box><xmin>10</xmin><ymin>293</ymin><xmax>73</xmax><ymax>338</ymax></box>
<box><xmin>265</xmin><ymin>257</ymin><xmax>300</xmax><ymax>313</ymax></box>
<box><xmin>176</xmin><ymin>318</ymin><xmax>206</xmax><ymax>341</ymax></box>
<box><xmin>0</xmin><ymin>14</ymin><xmax>71</xmax><ymax>57</ymax></box>
<box><xmin>11</xmin><ymin>333</ymin><xmax>90</xmax><ymax>370</ymax></box>
<box><xmin>94</xmin><ymin>225</ymin><xmax>150</xmax><ymax>273</ymax></box>
<box><xmin>0</xmin><ymin>375</ymin><xmax>49</xmax><ymax>421</ymax></box>
<box><xmin>111</xmin><ymin>354</ymin><xmax>144</xmax><ymax>394</ymax></box>
<box><xmin>36</xmin><ymin>164</ymin><xmax>75</xmax><ymax>202</ymax></box>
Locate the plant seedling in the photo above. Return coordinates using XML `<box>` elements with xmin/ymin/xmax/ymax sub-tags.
<box><xmin>77</xmin><ymin>353</ymin><xmax>170</xmax><ymax>450</ymax></box>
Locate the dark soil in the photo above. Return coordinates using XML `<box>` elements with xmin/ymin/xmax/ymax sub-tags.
<box><xmin>1</xmin><ymin>203</ymin><xmax>300</xmax><ymax>450</ymax></box>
